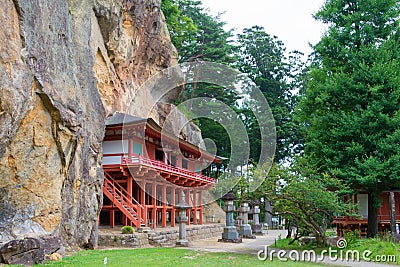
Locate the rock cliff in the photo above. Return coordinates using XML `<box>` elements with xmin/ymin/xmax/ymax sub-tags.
<box><xmin>0</xmin><ymin>0</ymin><xmax>179</xmax><ymax>249</ymax></box>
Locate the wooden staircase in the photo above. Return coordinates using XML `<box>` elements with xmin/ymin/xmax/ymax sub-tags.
<box><xmin>103</xmin><ymin>172</ymin><xmax>145</xmax><ymax>228</ymax></box>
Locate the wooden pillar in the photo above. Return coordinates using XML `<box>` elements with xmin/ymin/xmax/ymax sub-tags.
<box><xmin>127</xmin><ymin>176</ymin><xmax>133</xmax><ymax>226</ymax></box>
<box><xmin>193</xmin><ymin>190</ymin><xmax>197</xmax><ymax>224</ymax></box>
<box><xmin>162</xmin><ymin>184</ymin><xmax>167</xmax><ymax>227</ymax></box>
<box><xmin>122</xmin><ymin>214</ymin><xmax>127</xmax><ymax>226</ymax></box>
<box><xmin>199</xmin><ymin>190</ymin><xmax>203</xmax><ymax>224</ymax></box>
<box><xmin>152</xmin><ymin>183</ymin><xmax>157</xmax><ymax>228</ymax></box>
<box><xmin>110</xmin><ymin>210</ymin><xmax>115</xmax><ymax>228</ymax></box>
<box><xmin>171</xmin><ymin>186</ymin><xmax>176</xmax><ymax>227</ymax></box>
<box><xmin>140</xmin><ymin>181</ymin><xmax>147</xmax><ymax>226</ymax></box>
<box><xmin>186</xmin><ymin>189</ymin><xmax>191</xmax><ymax>225</ymax></box>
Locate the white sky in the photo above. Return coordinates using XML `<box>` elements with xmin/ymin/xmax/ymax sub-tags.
<box><xmin>200</xmin><ymin>0</ymin><xmax>328</xmax><ymax>58</ymax></box>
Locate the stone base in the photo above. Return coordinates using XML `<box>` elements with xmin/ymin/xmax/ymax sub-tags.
<box><xmin>218</xmin><ymin>238</ymin><xmax>242</xmax><ymax>243</ymax></box>
<box><xmin>238</xmin><ymin>224</ymin><xmax>253</xmax><ymax>237</ymax></box>
<box><xmin>175</xmin><ymin>240</ymin><xmax>189</xmax><ymax>247</ymax></box>
<box><xmin>241</xmin><ymin>234</ymin><xmax>256</xmax><ymax>239</ymax></box>
<box><xmin>252</xmin><ymin>224</ymin><xmax>263</xmax><ymax>234</ymax></box>
<box><xmin>222</xmin><ymin>226</ymin><xmax>239</xmax><ymax>240</ymax></box>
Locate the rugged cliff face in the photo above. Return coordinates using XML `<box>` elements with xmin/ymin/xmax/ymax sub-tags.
<box><xmin>0</xmin><ymin>0</ymin><xmax>179</xmax><ymax>249</ymax></box>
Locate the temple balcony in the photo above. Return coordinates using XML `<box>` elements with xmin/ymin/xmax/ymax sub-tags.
<box><xmin>103</xmin><ymin>153</ymin><xmax>216</xmax><ymax>187</ymax></box>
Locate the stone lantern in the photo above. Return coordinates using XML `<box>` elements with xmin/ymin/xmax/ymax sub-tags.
<box><xmin>218</xmin><ymin>191</ymin><xmax>242</xmax><ymax>243</ymax></box>
<box><xmin>250</xmin><ymin>200</ymin><xmax>262</xmax><ymax>235</ymax></box>
<box><xmin>238</xmin><ymin>202</ymin><xmax>255</xmax><ymax>238</ymax></box>
<box><xmin>174</xmin><ymin>192</ymin><xmax>191</xmax><ymax>246</ymax></box>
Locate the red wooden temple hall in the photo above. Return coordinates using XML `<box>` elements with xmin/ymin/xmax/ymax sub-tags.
<box><xmin>332</xmin><ymin>192</ymin><xmax>400</xmax><ymax>236</ymax></box>
<box><xmin>100</xmin><ymin>112</ymin><xmax>221</xmax><ymax>228</ymax></box>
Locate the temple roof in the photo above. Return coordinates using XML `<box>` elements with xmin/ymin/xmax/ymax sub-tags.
<box><xmin>106</xmin><ymin>112</ymin><xmax>147</xmax><ymax>126</ymax></box>
<box><xmin>105</xmin><ymin>112</ymin><xmax>224</xmax><ymax>163</ymax></box>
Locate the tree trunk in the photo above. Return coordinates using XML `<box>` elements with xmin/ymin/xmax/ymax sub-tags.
<box><xmin>367</xmin><ymin>192</ymin><xmax>379</xmax><ymax>238</ymax></box>
<box><xmin>286</xmin><ymin>220</ymin><xmax>292</xmax><ymax>239</ymax></box>
<box><xmin>389</xmin><ymin>192</ymin><xmax>397</xmax><ymax>235</ymax></box>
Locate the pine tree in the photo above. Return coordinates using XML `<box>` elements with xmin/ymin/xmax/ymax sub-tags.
<box><xmin>300</xmin><ymin>0</ymin><xmax>400</xmax><ymax>237</ymax></box>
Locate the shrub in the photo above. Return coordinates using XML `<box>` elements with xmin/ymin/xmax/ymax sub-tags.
<box><xmin>121</xmin><ymin>226</ymin><xmax>134</xmax><ymax>234</ymax></box>
<box><xmin>343</xmin><ymin>229</ymin><xmax>360</xmax><ymax>245</ymax></box>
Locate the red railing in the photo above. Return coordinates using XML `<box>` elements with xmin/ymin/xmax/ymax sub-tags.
<box><xmin>104</xmin><ymin>153</ymin><xmax>216</xmax><ymax>184</ymax></box>
<box><xmin>103</xmin><ymin>172</ymin><xmax>145</xmax><ymax>227</ymax></box>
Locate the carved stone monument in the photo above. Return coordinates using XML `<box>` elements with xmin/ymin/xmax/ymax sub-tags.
<box><xmin>218</xmin><ymin>192</ymin><xmax>242</xmax><ymax>243</ymax></box>
<box><xmin>174</xmin><ymin>193</ymin><xmax>191</xmax><ymax>247</ymax></box>
<box><xmin>238</xmin><ymin>202</ymin><xmax>255</xmax><ymax>239</ymax></box>
<box><xmin>250</xmin><ymin>200</ymin><xmax>263</xmax><ymax>235</ymax></box>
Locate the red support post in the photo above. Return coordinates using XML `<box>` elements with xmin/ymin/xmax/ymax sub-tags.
<box><xmin>171</xmin><ymin>186</ymin><xmax>176</xmax><ymax>227</ymax></box>
<box><xmin>141</xmin><ymin>181</ymin><xmax>147</xmax><ymax>226</ymax></box>
<box><xmin>127</xmin><ymin>176</ymin><xmax>133</xmax><ymax>226</ymax></box>
<box><xmin>199</xmin><ymin>190</ymin><xmax>203</xmax><ymax>225</ymax></box>
<box><xmin>162</xmin><ymin>184</ymin><xmax>167</xmax><ymax>227</ymax></box>
<box><xmin>186</xmin><ymin>189</ymin><xmax>191</xmax><ymax>225</ymax></box>
<box><xmin>152</xmin><ymin>183</ymin><xmax>157</xmax><ymax>228</ymax></box>
<box><xmin>193</xmin><ymin>190</ymin><xmax>197</xmax><ymax>224</ymax></box>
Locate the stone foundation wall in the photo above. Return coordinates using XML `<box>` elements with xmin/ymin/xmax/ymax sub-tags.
<box><xmin>98</xmin><ymin>232</ymin><xmax>149</xmax><ymax>248</ymax></box>
<box><xmin>148</xmin><ymin>224</ymin><xmax>224</xmax><ymax>247</ymax></box>
<box><xmin>98</xmin><ymin>224</ymin><xmax>224</xmax><ymax>248</ymax></box>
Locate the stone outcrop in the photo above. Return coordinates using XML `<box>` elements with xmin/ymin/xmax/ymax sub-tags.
<box><xmin>0</xmin><ymin>236</ymin><xmax>63</xmax><ymax>266</ymax></box>
<box><xmin>0</xmin><ymin>0</ymin><xmax>182</xmax><ymax>250</ymax></box>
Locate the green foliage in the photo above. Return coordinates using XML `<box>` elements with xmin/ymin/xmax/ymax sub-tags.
<box><xmin>342</xmin><ymin>234</ymin><xmax>400</xmax><ymax>264</ymax></box>
<box><xmin>161</xmin><ymin>0</ymin><xmax>197</xmax><ymax>54</ymax></box>
<box><xmin>121</xmin><ymin>225</ymin><xmax>134</xmax><ymax>234</ymax></box>
<box><xmin>162</xmin><ymin>0</ymin><xmax>237</xmax><ymax>64</ymax></box>
<box><xmin>272</xmin><ymin>238</ymin><xmax>322</xmax><ymax>251</ymax></box>
<box><xmin>252</xmin><ymin>160</ymin><xmax>356</xmax><ymax>245</ymax></box>
<box><xmin>299</xmin><ymin>0</ymin><xmax>400</xmax><ymax>237</ymax></box>
<box><xmin>162</xmin><ymin>1</ymin><xmax>240</xmax><ymax>169</ymax></box>
<box><xmin>273</xmin><ymin>233</ymin><xmax>400</xmax><ymax>264</ymax></box>
<box><xmin>343</xmin><ymin>229</ymin><xmax>360</xmax><ymax>246</ymax></box>
<box><xmin>237</xmin><ymin>26</ymin><xmax>305</xmax><ymax>162</ymax></box>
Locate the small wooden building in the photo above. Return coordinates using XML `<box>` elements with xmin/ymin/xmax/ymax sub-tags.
<box><xmin>100</xmin><ymin>112</ymin><xmax>220</xmax><ymax>228</ymax></box>
<box><xmin>332</xmin><ymin>192</ymin><xmax>400</xmax><ymax>236</ymax></box>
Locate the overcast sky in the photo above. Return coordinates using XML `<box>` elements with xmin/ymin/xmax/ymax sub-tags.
<box><xmin>200</xmin><ymin>0</ymin><xmax>328</xmax><ymax>57</ymax></box>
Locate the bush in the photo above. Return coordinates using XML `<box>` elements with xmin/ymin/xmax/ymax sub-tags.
<box><xmin>121</xmin><ymin>226</ymin><xmax>134</xmax><ymax>234</ymax></box>
<box><xmin>343</xmin><ymin>229</ymin><xmax>360</xmax><ymax>245</ymax></box>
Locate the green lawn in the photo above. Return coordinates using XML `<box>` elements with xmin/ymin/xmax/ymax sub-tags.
<box><xmin>26</xmin><ymin>248</ymin><xmax>328</xmax><ymax>267</ymax></box>
<box><xmin>272</xmin><ymin>237</ymin><xmax>400</xmax><ymax>265</ymax></box>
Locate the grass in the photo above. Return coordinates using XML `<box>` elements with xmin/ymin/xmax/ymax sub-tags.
<box><xmin>273</xmin><ymin>235</ymin><xmax>400</xmax><ymax>265</ymax></box>
<box><xmin>12</xmin><ymin>247</ymin><xmax>329</xmax><ymax>267</ymax></box>
<box><xmin>270</xmin><ymin>237</ymin><xmax>324</xmax><ymax>252</ymax></box>
<box><xmin>343</xmin><ymin>237</ymin><xmax>399</xmax><ymax>264</ymax></box>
